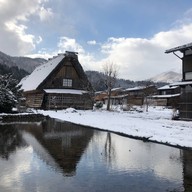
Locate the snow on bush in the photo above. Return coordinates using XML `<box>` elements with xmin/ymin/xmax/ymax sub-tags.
<box><xmin>0</xmin><ymin>74</ymin><xmax>19</xmax><ymax>113</ymax></box>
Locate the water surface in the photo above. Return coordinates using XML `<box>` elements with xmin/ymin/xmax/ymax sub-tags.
<box><xmin>0</xmin><ymin>119</ymin><xmax>191</xmax><ymax>192</ymax></box>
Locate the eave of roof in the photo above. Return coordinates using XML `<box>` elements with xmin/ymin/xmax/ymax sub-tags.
<box><xmin>150</xmin><ymin>93</ymin><xmax>180</xmax><ymax>99</ymax></box>
<box><xmin>165</xmin><ymin>42</ymin><xmax>192</xmax><ymax>53</ymax></box>
<box><xmin>158</xmin><ymin>85</ymin><xmax>178</xmax><ymax>90</ymax></box>
<box><xmin>170</xmin><ymin>81</ymin><xmax>192</xmax><ymax>86</ymax></box>
<box><xmin>111</xmin><ymin>87</ymin><xmax>124</xmax><ymax>91</ymax></box>
<box><xmin>44</xmin><ymin>89</ymin><xmax>88</xmax><ymax>95</ymax></box>
<box><xmin>124</xmin><ymin>86</ymin><xmax>144</xmax><ymax>92</ymax></box>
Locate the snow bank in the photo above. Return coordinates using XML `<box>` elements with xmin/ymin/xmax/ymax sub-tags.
<box><xmin>36</xmin><ymin>106</ymin><xmax>192</xmax><ymax>149</ymax></box>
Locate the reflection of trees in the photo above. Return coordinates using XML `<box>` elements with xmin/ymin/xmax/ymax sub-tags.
<box><xmin>104</xmin><ymin>132</ymin><xmax>115</xmax><ymax>164</ymax></box>
<box><xmin>182</xmin><ymin>150</ymin><xmax>192</xmax><ymax>191</ymax></box>
<box><xmin>0</xmin><ymin>124</ymin><xmax>27</xmax><ymax>159</ymax></box>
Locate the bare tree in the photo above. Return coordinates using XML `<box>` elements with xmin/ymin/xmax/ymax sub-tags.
<box><xmin>143</xmin><ymin>82</ymin><xmax>156</xmax><ymax>112</ymax></box>
<box><xmin>103</xmin><ymin>62</ymin><xmax>118</xmax><ymax>111</ymax></box>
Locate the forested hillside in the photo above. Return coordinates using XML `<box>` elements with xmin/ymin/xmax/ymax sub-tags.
<box><xmin>0</xmin><ymin>64</ymin><xmax>28</xmax><ymax>81</ymax></box>
<box><xmin>85</xmin><ymin>70</ymin><xmax>166</xmax><ymax>91</ymax></box>
<box><xmin>0</xmin><ymin>51</ymin><xmax>46</xmax><ymax>73</ymax></box>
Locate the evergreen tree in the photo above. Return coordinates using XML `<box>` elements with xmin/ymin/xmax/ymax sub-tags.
<box><xmin>0</xmin><ymin>74</ymin><xmax>19</xmax><ymax>113</ymax></box>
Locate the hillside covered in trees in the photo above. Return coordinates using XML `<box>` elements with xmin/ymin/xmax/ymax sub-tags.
<box><xmin>0</xmin><ymin>64</ymin><xmax>29</xmax><ymax>81</ymax></box>
<box><xmin>85</xmin><ymin>70</ymin><xmax>166</xmax><ymax>91</ymax></box>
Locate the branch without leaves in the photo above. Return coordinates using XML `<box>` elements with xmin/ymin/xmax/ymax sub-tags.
<box><xmin>102</xmin><ymin>61</ymin><xmax>119</xmax><ymax>110</ymax></box>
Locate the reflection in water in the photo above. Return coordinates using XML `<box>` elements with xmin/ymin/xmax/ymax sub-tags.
<box><xmin>0</xmin><ymin>125</ymin><xmax>27</xmax><ymax>159</ymax></box>
<box><xmin>183</xmin><ymin>150</ymin><xmax>192</xmax><ymax>191</ymax></box>
<box><xmin>104</xmin><ymin>132</ymin><xmax>115</xmax><ymax>164</ymax></box>
<box><xmin>0</xmin><ymin>119</ymin><xmax>192</xmax><ymax>191</ymax></box>
<box><xmin>16</xmin><ymin>119</ymin><xmax>94</xmax><ymax>176</ymax></box>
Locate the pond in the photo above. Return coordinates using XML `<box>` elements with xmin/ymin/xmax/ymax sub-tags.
<box><xmin>0</xmin><ymin>118</ymin><xmax>191</xmax><ymax>192</ymax></box>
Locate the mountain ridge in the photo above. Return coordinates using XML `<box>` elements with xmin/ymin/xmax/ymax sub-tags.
<box><xmin>0</xmin><ymin>51</ymin><xmax>46</xmax><ymax>73</ymax></box>
<box><xmin>148</xmin><ymin>71</ymin><xmax>182</xmax><ymax>83</ymax></box>
<box><xmin>0</xmin><ymin>50</ymin><xmax>181</xmax><ymax>90</ymax></box>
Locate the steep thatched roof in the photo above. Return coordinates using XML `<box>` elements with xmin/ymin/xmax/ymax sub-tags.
<box><xmin>19</xmin><ymin>51</ymin><xmax>93</xmax><ymax>92</ymax></box>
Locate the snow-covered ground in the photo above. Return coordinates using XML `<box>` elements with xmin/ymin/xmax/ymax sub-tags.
<box><xmin>35</xmin><ymin>106</ymin><xmax>192</xmax><ymax>149</ymax></box>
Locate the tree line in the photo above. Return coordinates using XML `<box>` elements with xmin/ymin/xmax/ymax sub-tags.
<box><xmin>86</xmin><ymin>70</ymin><xmax>166</xmax><ymax>92</ymax></box>
<box><xmin>0</xmin><ymin>63</ymin><xmax>29</xmax><ymax>81</ymax></box>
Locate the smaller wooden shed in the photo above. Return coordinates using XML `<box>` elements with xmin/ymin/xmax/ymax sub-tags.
<box><xmin>123</xmin><ymin>85</ymin><xmax>157</xmax><ymax>106</ymax></box>
<box><xmin>149</xmin><ymin>85</ymin><xmax>180</xmax><ymax>107</ymax></box>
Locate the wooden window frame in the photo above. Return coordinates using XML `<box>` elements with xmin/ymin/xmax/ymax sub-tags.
<box><xmin>63</xmin><ymin>78</ymin><xmax>72</xmax><ymax>87</ymax></box>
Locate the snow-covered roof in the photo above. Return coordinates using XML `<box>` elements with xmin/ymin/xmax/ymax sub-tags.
<box><xmin>165</xmin><ymin>42</ymin><xmax>192</xmax><ymax>53</ymax></box>
<box><xmin>111</xmin><ymin>87</ymin><xmax>124</xmax><ymax>92</ymax></box>
<box><xmin>44</xmin><ymin>89</ymin><xmax>88</xmax><ymax>95</ymax></box>
<box><xmin>150</xmin><ymin>93</ymin><xmax>180</xmax><ymax>99</ymax></box>
<box><xmin>104</xmin><ymin>94</ymin><xmax>129</xmax><ymax>99</ymax></box>
<box><xmin>170</xmin><ymin>81</ymin><xmax>192</xmax><ymax>86</ymax></box>
<box><xmin>124</xmin><ymin>86</ymin><xmax>144</xmax><ymax>92</ymax></box>
<box><xmin>20</xmin><ymin>54</ymin><xmax>65</xmax><ymax>92</ymax></box>
<box><xmin>158</xmin><ymin>85</ymin><xmax>178</xmax><ymax>90</ymax></box>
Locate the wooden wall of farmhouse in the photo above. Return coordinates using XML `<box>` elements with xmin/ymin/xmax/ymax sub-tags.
<box><xmin>148</xmin><ymin>99</ymin><xmax>167</xmax><ymax>106</ymax></box>
<box><xmin>183</xmin><ymin>55</ymin><xmax>192</xmax><ymax>80</ymax></box>
<box><xmin>42</xmin><ymin>61</ymin><xmax>85</xmax><ymax>90</ymax></box>
<box><xmin>179</xmin><ymin>86</ymin><xmax>192</xmax><ymax>120</ymax></box>
<box><xmin>159</xmin><ymin>87</ymin><xmax>180</xmax><ymax>95</ymax></box>
<box><xmin>127</xmin><ymin>97</ymin><xmax>143</xmax><ymax>105</ymax></box>
<box><xmin>24</xmin><ymin>92</ymin><xmax>44</xmax><ymax>108</ymax></box>
<box><xmin>183</xmin><ymin>150</ymin><xmax>192</xmax><ymax>191</ymax></box>
<box><xmin>43</xmin><ymin>93</ymin><xmax>93</xmax><ymax>110</ymax></box>
<box><xmin>23</xmin><ymin>92</ymin><xmax>93</xmax><ymax>110</ymax></box>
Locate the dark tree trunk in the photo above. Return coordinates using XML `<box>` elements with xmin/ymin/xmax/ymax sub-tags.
<box><xmin>107</xmin><ymin>88</ymin><xmax>112</xmax><ymax>111</ymax></box>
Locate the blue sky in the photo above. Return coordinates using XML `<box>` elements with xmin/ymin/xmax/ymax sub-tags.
<box><xmin>0</xmin><ymin>0</ymin><xmax>192</xmax><ymax>80</ymax></box>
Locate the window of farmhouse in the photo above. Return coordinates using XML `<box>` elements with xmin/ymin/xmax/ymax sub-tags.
<box><xmin>185</xmin><ymin>72</ymin><xmax>192</xmax><ymax>80</ymax></box>
<box><xmin>63</xmin><ymin>79</ymin><xmax>72</xmax><ymax>87</ymax></box>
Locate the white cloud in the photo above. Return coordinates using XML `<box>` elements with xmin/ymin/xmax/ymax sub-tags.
<box><xmin>56</xmin><ymin>36</ymin><xmax>98</xmax><ymax>71</ymax></box>
<box><xmin>36</xmin><ymin>36</ymin><xmax>43</xmax><ymax>44</ymax></box>
<box><xmin>26</xmin><ymin>51</ymin><xmax>54</xmax><ymax>60</ymax></box>
<box><xmin>87</xmin><ymin>40</ymin><xmax>97</xmax><ymax>45</ymax></box>
<box><xmin>29</xmin><ymin>21</ymin><xmax>192</xmax><ymax>81</ymax></box>
<box><xmin>25</xmin><ymin>7</ymin><xmax>192</xmax><ymax>81</ymax></box>
<box><xmin>39</xmin><ymin>7</ymin><xmax>53</xmax><ymax>21</ymax></box>
<box><xmin>4</xmin><ymin>21</ymin><xmax>36</xmax><ymax>54</ymax></box>
<box><xmin>57</xmin><ymin>36</ymin><xmax>85</xmax><ymax>54</ymax></box>
<box><xmin>95</xmin><ymin>23</ymin><xmax>192</xmax><ymax>80</ymax></box>
<box><xmin>0</xmin><ymin>0</ymin><xmax>51</xmax><ymax>55</ymax></box>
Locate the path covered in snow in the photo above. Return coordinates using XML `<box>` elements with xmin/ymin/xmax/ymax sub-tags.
<box><xmin>36</xmin><ymin>106</ymin><xmax>192</xmax><ymax>149</ymax></box>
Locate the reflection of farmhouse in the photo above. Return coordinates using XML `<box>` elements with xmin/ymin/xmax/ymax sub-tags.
<box><xmin>17</xmin><ymin>119</ymin><xmax>94</xmax><ymax>176</ymax></box>
<box><xmin>19</xmin><ymin>51</ymin><xmax>93</xmax><ymax>110</ymax></box>
<box><xmin>182</xmin><ymin>150</ymin><xmax>192</xmax><ymax>191</ymax></box>
<box><xmin>166</xmin><ymin>43</ymin><xmax>192</xmax><ymax>120</ymax></box>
